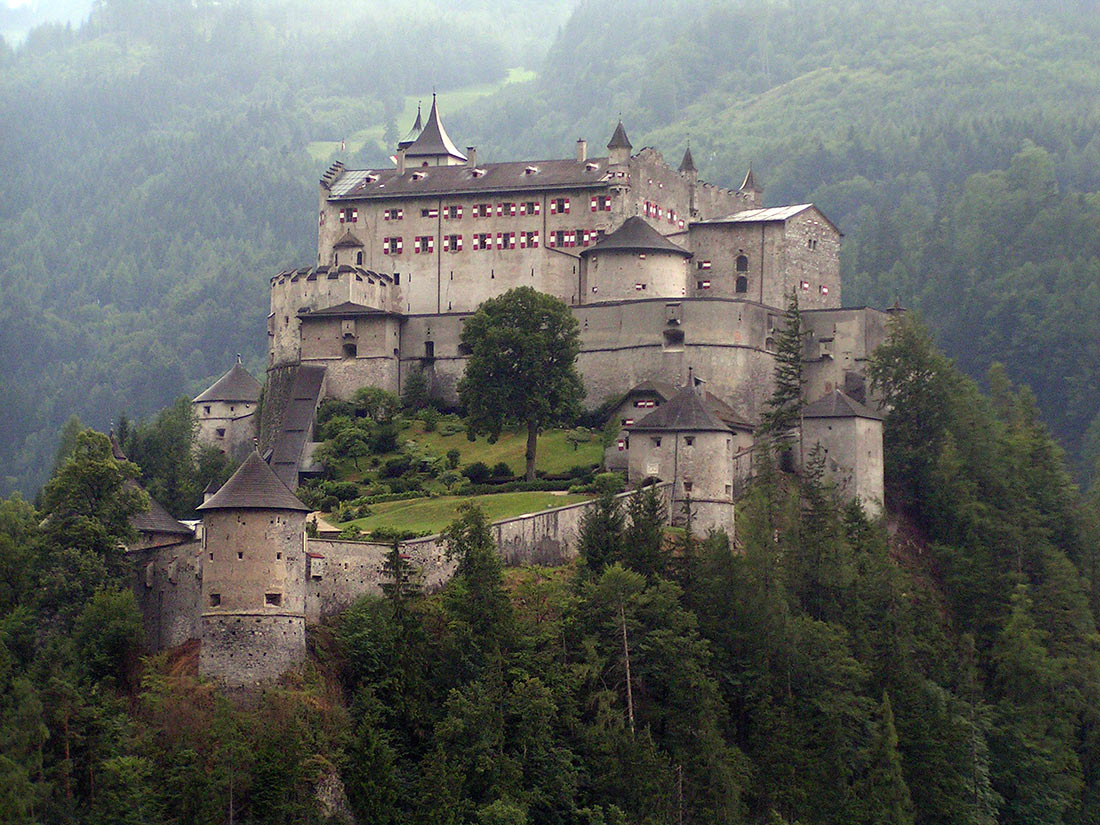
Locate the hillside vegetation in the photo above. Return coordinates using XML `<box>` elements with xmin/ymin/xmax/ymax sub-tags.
<box><xmin>3</xmin><ymin>318</ymin><xmax>1100</xmax><ymax>823</ymax></box>
<box><xmin>5</xmin><ymin>0</ymin><xmax>1100</xmax><ymax>492</ymax></box>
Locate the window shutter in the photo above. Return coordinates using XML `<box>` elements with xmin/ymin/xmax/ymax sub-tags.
<box><xmin>591</xmin><ymin>196</ymin><xmax>598</xmax><ymax>212</ymax></box>
<box><xmin>549</xmin><ymin>200</ymin><xmax>557</xmax><ymax>214</ymax></box>
<box><xmin>563</xmin><ymin>198</ymin><xmax>570</xmax><ymax>214</ymax></box>
<box><xmin>532</xmin><ymin>232</ymin><xmax>539</xmax><ymax>248</ymax></box>
<box><xmin>456</xmin><ymin>236</ymin><xmax>463</xmax><ymax>251</ymax></box>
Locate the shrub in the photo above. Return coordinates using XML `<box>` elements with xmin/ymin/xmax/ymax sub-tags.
<box><xmin>421</xmin><ymin>408</ymin><xmax>440</xmax><ymax>432</ymax></box>
<box><xmin>438</xmin><ymin>419</ymin><xmax>466</xmax><ymax>436</ymax></box>
<box><xmin>446</xmin><ymin>448</ymin><xmax>461</xmax><ymax>469</ymax></box>
<box><xmin>381</xmin><ymin>455</ymin><xmax>413</xmax><ymax>478</ymax></box>
<box><xmin>353</xmin><ymin>387</ymin><xmax>400</xmax><ymax>423</ymax></box>
<box><xmin>491</xmin><ymin>461</ymin><xmax>514</xmax><ymax>480</ymax></box>
<box><xmin>369</xmin><ymin>423</ymin><xmax>400</xmax><ymax>454</ymax></box>
<box><xmin>462</xmin><ymin>461</ymin><xmax>492</xmax><ymax>483</ymax></box>
<box><xmin>325</xmin><ymin>481</ymin><xmax>361</xmax><ymax>501</ymax></box>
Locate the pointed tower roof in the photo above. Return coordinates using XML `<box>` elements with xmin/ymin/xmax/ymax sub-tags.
<box><xmin>631</xmin><ymin>386</ymin><xmax>731</xmax><ymax>433</ymax></box>
<box><xmin>607</xmin><ymin>120</ymin><xmax>633</xmax><ymax>150</ymax></box>
<box><xmin>193</xmin><ymin>361</ymin><xmax>261</xmax><ymax>404</ymax></box>
<box><xmin>581</xmin><ymin>216</ymin><xmax>691</xmax><ymax>257</ymax></box>
<box><xmin>397</xmin><ymin>103</ymin><xmax>423</xmax><ymax>150</ymax></box>
<box><xmin>678</xmin><ymin>145</ymin><xmax>696</xmax><ymax>173</ymax></box>
<box><xmin>802</xmin><ymin>390</ymin><xmax>883</xmax><ymax>421</ymax></box>
<box><xmin>332</xmin><ymin>229</ymin><xmax>364</xmax><ymax>248</ymax></box>
<box><xmin>404</xmin><ymin>95</ymin><xmax>466</xmax><ymax>162</ymax></box>
<box><xmin>739</xmin><ymin>165</ymin><xmax>763</xmax><ymax>193</ymax></box>
<box><xmin>197</xmin><ymin>452</ymin><xmax>310</xmax><ymax>512</ymax></box>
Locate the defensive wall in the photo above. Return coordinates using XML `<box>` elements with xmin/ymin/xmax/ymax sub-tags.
<box><xmin>130</xmin><ymin>483</ymin><xmax>673</xmax><ymax>653</ymax></box>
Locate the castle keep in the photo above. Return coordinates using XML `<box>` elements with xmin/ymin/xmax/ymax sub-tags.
<box><xmin>139</xmin><ymin>101</ymin><xmax>890</xmax><ymax>686</ymax></box>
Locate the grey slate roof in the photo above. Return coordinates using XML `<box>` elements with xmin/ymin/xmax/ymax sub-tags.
<box><xmin>333</xmin><ymin>230</ymin><xmax>364</xmax><ymax>248</ymax></box>
<box><xmin>193</xmin><ymin>363</ymin><xmax>262</xmax><ymax>404</ymax></box>
<box><xmin>581</xmin><ymin>216</ymin><xmax>692</xmax><ymax>257</ymax></box>
<box><xmin>740</xmin><ymin>166</ymin><xmax>762</xmax><ymax>192</ymax></box>
<box><xmin>131</xmin><ymin>486</ymin><xmax>194</xmax><ymax>535</ymax></box>
<box><xmin>404</xmin><ymin>96</ymin><xmax>466</xmax><ymax>161</ymax></box>
<box><xmin>625</xmin><ymin>379</ymin><xmax>677</xmax><ymax>400</ymax></box>
<box><xmin>607</xmin><ymin>121</ymin><xmax>633</xmax><ymax>150</ymax></box>
<box><xmin>704</xmin><ymin>393</ymin><xmax>754</xmax><ymax>430</ymax></box>
<box><xmin>678</xmin><ymin>146</ymin><xmax>696</xmax><ymax>173</ymax></box>
<box><xmin>298</xmin><ymin>301</ymin><xmax>401</xmax><ymax>319</ymax></box>
<box><xmin>802</xmin><ymin>390</ymin><xmax>883</xmax><ymax>421</ymax></box>
<box><xmin>397</xmin><ymin>104</ymin><xmax>423</xmax><ymax>150</ymax></box>
<box><xmin>631</xmin><ymin>387</ymin><xmax>732</xmax><ymax>432</ymax></box>
<box><xmin>328</xmin><ymin>156</ymin><xmax>612</xmax><ymax>201</ymax></box>
<box><xmin>197</xmin><ymin>452</ymin><xmax>310</xmax><ymax>512</ymax></box>
<box><xmin>270</xmin><ymin>365</ymin><xmax>327</xmax><ymax>490</ymax></box>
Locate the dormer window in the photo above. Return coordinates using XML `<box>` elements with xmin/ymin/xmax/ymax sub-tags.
<box><xmin>411</xmin><ymin>170</ymin><xmax>428</xmax><ymax>180</ymax></box>
<box><xmin>585</xmin><ymin>162</ymin><xmax>599</xmax><ymax>172</ymax></box>
<box><xmin>472</xmin><ymin>168</ymin><xmax>487</xmax><ymax>177</ymax></box>
<box><xmin>524</xmin><ymin>165</ymin><xmax>539</xmax><ymax>175</ymax></box>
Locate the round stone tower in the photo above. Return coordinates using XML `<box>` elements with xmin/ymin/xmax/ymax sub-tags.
<box><xmin>196</xmin><ymin>452</ymin><xmax>311</xmax><ymax>688</ymax></box>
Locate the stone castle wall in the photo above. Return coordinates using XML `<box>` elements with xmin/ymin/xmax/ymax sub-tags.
<box><xmin>133</xmin><ymin>485</ymin><xmax>673</xmax><ymax>663</ymax></box>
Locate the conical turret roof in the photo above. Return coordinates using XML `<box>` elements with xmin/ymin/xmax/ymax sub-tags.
<box><xmin>404</xmin><ymin>95</ymin><xmax>466</xmax><ymax>161</ymax></box>
<box><xmin>197</xmin><ymin>452</ymin><xmax>310</xmax><ymax>512</ymax></box>
<box><xmin>397</xmin><ymin>103</ymin><xmax>423</xmax><ymax>150</ymax></box>
<box><xmin>193</xmin><ymin>362</ymin><xmax>261</xmax><ymax>404</ymax></box>
<box><xmin>607</xmin><ymin>120</ymin><xmax>632</xmax><ymax>150</ymax></box>
<box><xmin>581</xmin><ymin>216</ymin><xmax>691</xmax><ymax>257</ymax></box>
<box><xmin>678</xmin><ymin>145</ymin><xmax>696</xmax><ymax>173</ymax></box>
<box><xmin>631</xmin><ymin>386</ymin><xmax>731</xmax><ymax>432</ymax></box>
<box><xmin>739</xmin><ymin>165</ymin><xmax>763</xmax><ymax>193</ymax></box>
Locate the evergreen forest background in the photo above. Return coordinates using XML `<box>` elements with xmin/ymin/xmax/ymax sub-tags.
<box><xmin>3</xmin><ymin>0</ymin><xmax>1100</xmax><ymax>494</ymax></box>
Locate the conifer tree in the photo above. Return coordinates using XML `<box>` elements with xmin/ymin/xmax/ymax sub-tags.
<box><xmin>578</xmin><ymin>481</ymin><xmax>625</xmax><ymax>578</ymax></box>
<box><xmin>622</xmin><ymin>486</ymin><xmax>668</xmax><ymax>580</ymax></box>
<box><xmin>861</xmin><ymin>691</ymin><xmax>915</xmax><ymax>825</ymax></box>
<box><xmin>759</xmin><ymin>291</ymin><xmax>804</xmax><ymax>466</ymax></box>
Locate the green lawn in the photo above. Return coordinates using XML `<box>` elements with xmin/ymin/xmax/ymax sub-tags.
<box><xmin>339</xmin><ymin>491</ymin><xmax>593</xmax><ymax>534</ymax></box>
<box><xmin>404</xmin><ymin>421</ymin><xmax>604</xmax><ymax>476</ymax></box>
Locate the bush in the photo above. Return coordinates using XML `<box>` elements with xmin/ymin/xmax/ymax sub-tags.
<box><xmin>421</xmin><ymin>408</ymin><xmax>440</xmax><ymax>432</ymax></box>
<box><xmin>381</xmin><ymin>455</ymin><xmax>413</xmax><ymax>478</ymax></box>
<box><xmin>440</xmin><ymin>469</ymin><xmax>463</xmax><ymax>488</ymax></box>
<box><xmin>462</xmin><ymin>461</ymin><xmax>492</xmax><ymax>483</ymax></box>
<box><xmin>369</xmin><ymin>422</ymin><xmax>400</xmax><ymax>454</ymax></box>
<box><xmin>491</xmin><ymin>461</ymin><xmax>514</xmax><ymax>480</ymax></box>
<box><xmin>317</xmin><ymin>399</ymin><xmax>356</xmax><ymax>428</ymax></box>
<box><xmin>353</xmin><ymin>387</ymin><xmax>400</xmax><ymax>423</ymax></box>
<box><xmin>438</xmin><ymin>419</ymin><xmax>466</xmax><ymax>436</ymax></box>
<box><xmin>325</xmin><ymin>481</ymin><xmax>361</xmax><ymax>501</ymax></box>
<box><xmin>320</xmin><ymin>495</ymin><xmax>339</xmax><ymax>512</ymax></box>
<box><xmin>446</xmin><ymin>448</ymin><xmax>461</xmax><ymax>469</ymax></box>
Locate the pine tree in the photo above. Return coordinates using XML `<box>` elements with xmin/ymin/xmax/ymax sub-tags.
<box><xmin>860</xmin><ymin>691</ymin><xmax>915</xmax><ymax>825</ymax></box>
<box><xmin>578</xmin><ymin>483</ymin><xmax>625</xmax><ymax>578</ymax></box>
<box><xmin>759</xmin><ymin>291</ymin><xmax>804</xmax><ymax>466</ymax></box>
<box><xmin>622</xmin><ymin>486</ymin><xmax>668</xmax><ymax>580</ymax></box>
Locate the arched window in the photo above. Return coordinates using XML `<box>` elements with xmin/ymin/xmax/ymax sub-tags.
<box><xmin>735</xmin><ymin>275</ymin><xmax>748</xmax><ymax>293</ymax></box>
<box><xmin>356</xmin><ymin>250</ymin><xmax>363</xmax><ymax>265</ymax></box>
<box><xmin>736</xmin><ymin>254</ymin><xmax>748</xmax><ymax>272</ymax></box>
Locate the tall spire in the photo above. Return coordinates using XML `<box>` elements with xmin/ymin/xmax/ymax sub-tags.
<box><xmin>403</xmin><ymin>94</ymin><xmax>467</xmax><ymax>165</ymax></box>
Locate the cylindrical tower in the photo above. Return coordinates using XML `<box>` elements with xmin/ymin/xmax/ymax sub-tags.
<box><xmin>197</xmin><ymin>452</ymin><xmax>311</xmax><ymax>687</ymax></box>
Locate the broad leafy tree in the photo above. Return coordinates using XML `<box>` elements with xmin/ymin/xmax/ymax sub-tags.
<box><xmin>458</xmin><ymin>287</ymin><xmax>584</xmax><ymax>481</ymax></box>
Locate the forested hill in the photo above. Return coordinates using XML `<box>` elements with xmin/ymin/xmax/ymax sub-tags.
<box><xmin>5</xmin><ymin>0</ymin><xmax>1100</xmax><ymax>495</ymax></box>
<box><xmin>460</xmin><ymin>0</ymin><xmax>1100</xmax><ymax>477</ymax></box>
<box><xmin>0</xmin><ymin>0</ymin><xmax>562</xmax><ymax>496</ymax></box>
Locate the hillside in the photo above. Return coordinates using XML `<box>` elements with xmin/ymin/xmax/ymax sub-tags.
<box><xmin>4</xmin><ymin>318</ymin><xmax>1100</xmax><ymax>822</ymax></box>
<box><xmin>5</xmin><ymin>0</ymin><xmax>1100</xmax><ymax>497</ymax></box>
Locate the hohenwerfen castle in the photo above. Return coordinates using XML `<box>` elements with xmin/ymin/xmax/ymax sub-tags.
<box><xmin>134</xmin><ymin>101</ymin><xmax>891</xmax><ymax>687</ymax></box>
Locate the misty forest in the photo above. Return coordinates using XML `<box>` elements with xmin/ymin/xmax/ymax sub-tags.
<box><xmin>4</xmin><ymin>0</ymin><xmax>1100</xmax><ymax>823</ymax></box>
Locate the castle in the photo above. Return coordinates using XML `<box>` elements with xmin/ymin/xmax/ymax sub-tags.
<box><xmin>131</xmin><ymin>101</ymin><xmax>890</xmax><ymax>687</ymax></box>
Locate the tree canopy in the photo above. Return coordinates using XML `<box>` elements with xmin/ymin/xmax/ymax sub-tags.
<box><xmin>457</xmin><ymin>287</ymin><xmax>585</xmax><ymax>481</ymax></box>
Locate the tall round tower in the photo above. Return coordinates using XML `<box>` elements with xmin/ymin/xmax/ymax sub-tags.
<box><xmin>197</xmin><ymin>452</ymin><xmax>311</xmax><ymax>687</ymax></box>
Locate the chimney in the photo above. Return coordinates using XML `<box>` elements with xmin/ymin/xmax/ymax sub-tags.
<box><xmin>467</xmin><ymin>146</ymin><xmax>477</xmax><ymax>168</ymax></box>
<box><xmin>576</xmin><ymin>139</ymin><xmax>587</xmax><ymax>162</ymax></box>
<box><xmin>396</xmin><ymin>148</ymin><xmax>406</xmax><ymax>175</ymax></box>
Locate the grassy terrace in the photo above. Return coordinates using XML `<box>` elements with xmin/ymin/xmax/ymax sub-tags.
<box><xmin>403</xmin><ymin>421</ymin><xmax>604</xmax><ymax>477</ymax></box>
<box><xmin>337</xmin><ymin>491</ymin><xmax>594</xmax><ymax>535</ymax></box>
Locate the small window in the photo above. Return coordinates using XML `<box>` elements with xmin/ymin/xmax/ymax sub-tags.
<box><xmin>265</xmin><ymin>593</ymin><xmax>282</xmax><ymax>607</ymax></box>
<box><xmin>343</xmin><ymin>342</ymin><xmax>357</xmax><ymax>358</ymax></box>
<box><xmin>736</xmin><ymin>275</ymin><xmax>748</xmax><ymax>293</ymax></box>
<box><xmin>215</xmin><ymin>428</ymin><xmax>226</xmax><ymax>439</ymax></box>
<box><xmin>653</xmin><ymin>437</ymin><xmax>662</xmax><ymax>447</ymax></box>
<box><xmin>276</xmin><ymin>552</ymin><xmax>282</xmax><ymax>560</ymax></box>
<box><xmin>203</xmin><ymin>405</ymin><xmax>211</xmax><ymax>415</ymax></box>
<box><xmin>237</xmin><ymin>551</ymin><xmax>243</xmax><ymax>560</ymax></box>
<box><xmin>356</xmin><ymin>251</ymin><xmax>363</xmax><ymax>265</ymax></box>
<box><xmin>685</xmin><ymin>437</ymin><xmax>694</xmax><ymax>446</ymax></box>
<box><xmin>424</xmin><ymin>340</ymin><xmax>435</xmax><ymax>359</ymax></box>
<box><xmin>683</xmin><ymin>482</ymin><xmax>693</xmax><ymax>493</ymax></box>
<box><xmin>209</xmin><ymin>593</ymin><xmax>221</xmax><ymax>606</ymax></box>
<box><xmin>736</xmin><ymin>255</ymin><xmax>748</xmax><ymax>272</ymax></box>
